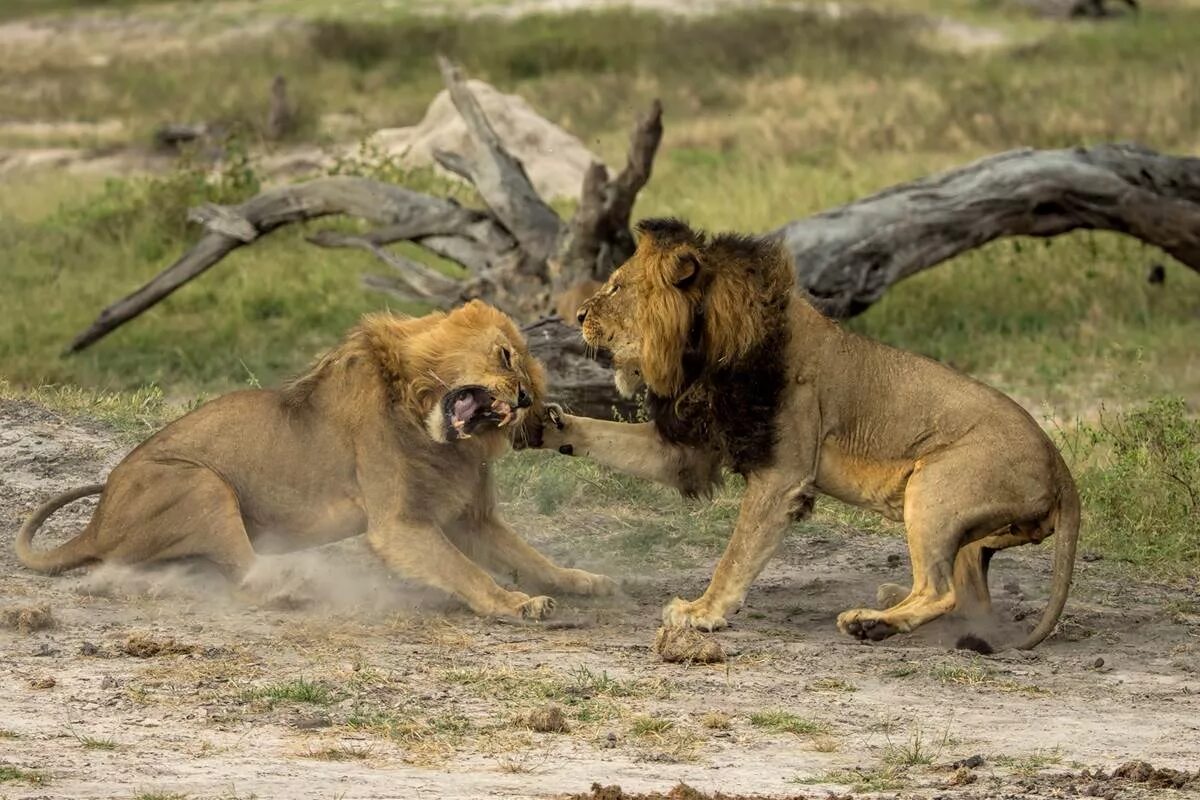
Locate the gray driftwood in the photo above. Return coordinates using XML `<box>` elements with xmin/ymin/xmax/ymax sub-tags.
<box><xmin>68</xmin><ymin>60</ymin><xmax>1200</xmax><ymax>417</ymax></box>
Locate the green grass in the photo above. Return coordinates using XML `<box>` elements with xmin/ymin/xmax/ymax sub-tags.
<box><xmin>0</xmin><ymin>765</ymin><xmax>46</xmax><ymax>785</ymax></box>
<box><xmin>748</xmin><ymin>710</ymin><xmax>829</xmax><ymax>736</ymax></box>
<box><xmin>994</xmin><ymin>749</ymin><xmax>1063</xmax><ymax>776</ymax></box>
<box><xmin>245</xmin><ymin>679</ymin><xmax>335</xmax><ymax>706</ymax></box>
<box><xmin>630</xmin><ymin>716</ymin><xmax>674</xmax><ymax>737</ymax></box>
<box><xmin>793</xmin><ymin>766</ymin><xmax>909</xmax><ymax>792</ymax></box>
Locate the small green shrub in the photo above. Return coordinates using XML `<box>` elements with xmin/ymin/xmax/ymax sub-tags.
<box><xmin>1066</xmin><ymin>398</ymin><xmax>1200</xmax><ymax>572</ymax></box>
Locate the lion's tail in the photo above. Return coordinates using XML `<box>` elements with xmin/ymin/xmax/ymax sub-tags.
<box><xmin>1016</xmin><ymin>462</ymin><xmax>1081</xmax><ymax>650</ymax></box>
<box><xmin>15</xmin><ymin>484</ymin><xmax>105</xmax><ymax>574</ymax></box>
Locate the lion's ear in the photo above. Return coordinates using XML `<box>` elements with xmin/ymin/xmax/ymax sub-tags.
<box><xmin>670</xmin><ymin>252</ymin><xmax>700</xmax><ymax>288</ymax></box>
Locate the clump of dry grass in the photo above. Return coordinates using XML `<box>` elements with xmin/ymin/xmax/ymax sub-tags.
<box><xmin>0</xmin><ymin>604</ymin><xmax>55</xmax><ymax>634</ymax></box>
<box><xmin>525</xmin><ymin>704</ymin><xmax>570</xmax><ymax>733</ymax></box>
<box><xmin>654</xmin><ymin>626</ymin><xmax>726</xmax><ymax>664</ymax></box>
<box><xmin>122</xmin><ymin>633</ymin><xmax>196</xmax><ymax>658</ymax></box>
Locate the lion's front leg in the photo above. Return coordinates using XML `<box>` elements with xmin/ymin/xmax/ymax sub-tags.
<box><xmin>365</xmin><ymin>519</ymin><xmax>555</xmax><ymax>621</ymax></box>
<box><xmin>663</xmin><ymin>472</ymin><xmax>814</xmax><ymax>631</ymax></box>
<box><xmin>446</xmin><ymin>514</ymin><xmax>617</xmax><ymax>598</ymax></box>
<box><xmin>536</xmin><ymin>409</ymin><xmax>721</xmax><ymax>498</ymax></box>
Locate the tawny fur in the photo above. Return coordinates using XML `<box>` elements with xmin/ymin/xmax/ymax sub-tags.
<box><xmin>538</xmin><ymin>219</ymin><xmax>1079</xmax><ymax>649</ymax></box>
<box><xmin>16</xmin><ymin>301</ymin><xmax>615</xmax><ymax>620</ymax></box>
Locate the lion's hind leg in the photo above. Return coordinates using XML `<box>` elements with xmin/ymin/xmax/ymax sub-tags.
<box><xmin>838</xmin><ymin>455</ymin><xmax>1051</xmax><ymax>643</ymax></box>
<box><xmin>99</xmin><ymin>463</ymin><xmax>257</xmax><ymax>582</ymax></box>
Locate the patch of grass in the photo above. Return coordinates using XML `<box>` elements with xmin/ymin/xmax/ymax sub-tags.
<box><xmin>810</xmin><ymin>735</ymin><xmax>841</xmax><ymax>753</ymax></box>
<box><xmin>883</xmin><ymin>663</ymin><xmax>919</xmax><ymax>679</ymax></box>
<box><xmin>929</xmin><ymin>660</ymin><xmax>1047</xmax><ymax>695</ymax></box>
<box><xmin>793</xmin><ymin>767</ymin><xmax>909</xmax><ymax>792</ymax></box>
<box><xmin>131</xmin><ymin>792</ymin><xmax>188</xmax><ymax>800</ymax></box>
<box><xmin>303</xmin><ymin>743</ymin><xmax>374</xmax><ymax>761</ymax></box>
<box><xmin>748</xmin><ymin>710</ymin><xmax>829</xmax><ymax>736</ymax></box>
<box><xmin>74</xmin><ymin>733</ymin><xmax>119</xmax><ymax>751</ymax></box>
<box><xmin>699</xmin><ymin>711</ymin><xmax>732</xmax><ymax>730</ymax></box>
<box><xmin>0</xmin><ymin>765</ymin><xmax>46</xmax><ymax>785</ymax></box>
<box><xmin>882</xmin><ymin>725</ymin><xmax>941</xmax><ymax>767</ymax></box>
<box><xmin>245</xmin><ymin>679</ymin><xmax>335</xmax><ymax>706</ymax></box>
<box><xmin>630</xmin><ymin>716</ymin><xmax>674</xmax><ymax>737</ymax></box>
<box><xmin>0</xmin><ymin>729</ymin><xmax>21</xmax><ymax>739</ymax></box>
<box><xmin>807</xmin><ymin>676</ymin><xmax>858</xmax><ymax>693</ymax></box>
<box><xmin>994</xmin><ymin>749</ymin><xmax>1063</xmax><ymax>776</ymax></box>
<box><xmin>1058</xmin><ymin>398</ymin><xmax>1200</xmax><ymax>576</ymax></box>
<box><xmin>345</xmin><ymin>706</ymin><xmax>468</xmax><ymax>764</ymax></box>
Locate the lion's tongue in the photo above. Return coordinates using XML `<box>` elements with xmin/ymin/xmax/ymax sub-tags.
<box><xmin>453</xmin><ymin>393</ymin><xmax>480</xmax><ymax>424</ymax></box>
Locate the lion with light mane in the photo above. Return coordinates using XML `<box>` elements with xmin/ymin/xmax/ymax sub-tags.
<box><xmin>538</xmin><ymin>218</ymin><xmax>1079</xmax><ymax>649</ymax></box>
<box><xmin>17</xmin><ymin>300</ymin><xmax>615</xmax><ymax>620</ymax></box>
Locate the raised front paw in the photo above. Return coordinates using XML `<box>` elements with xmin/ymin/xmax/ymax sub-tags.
<box><xmin>556</xmin><ymin>568</ymin><xmax>619</xmax><ymax>597</ymax></box>
<box><xmin>518</xmin><ymin>594</ymin><xmax>557</xmax><ymax>621</ymax></box>
<box><xmin>837</xmin><ymin>608</ymin><xmax>903</xmax><ymax>642</ymax></box>
<box><xmin>535</xmin><ymin>404</ymin><xmax>577</xmax><ymax>455</ymax></box>
<box><xmin>662</xmin><ymin>597</ymin><xmax>728</xmax><ymax>632</ymax></box>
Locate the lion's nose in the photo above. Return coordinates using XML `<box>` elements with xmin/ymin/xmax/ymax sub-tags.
<box><xmin>576</xmin><ymin>307</ymin><xmax>588</xmax><ymax>324</ymax></box>
<box><xmin>516</xmin><ymin>386</ymin><xmax>532</xmax><ymax>409</ymax></box>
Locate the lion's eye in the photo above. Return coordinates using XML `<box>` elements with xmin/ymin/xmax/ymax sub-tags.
<box><xmin>609</xmin><ymin>284</ymin><xmax>621</xmax><ymax>295</ymax></box>
<box><xmin>499</xmin><ymin>347</ymin><xmax>513</xmax><ymax>369</ymax></box>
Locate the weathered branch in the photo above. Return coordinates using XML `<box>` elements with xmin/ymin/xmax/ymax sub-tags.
<box><xmin>66</xmin><ymin>177</ymin><xmax>512</xmax><ymax>353</ymax></box>
<box><xmin>307</xmin><ymin>230</ymin><xmax>465</xmax><ymax>306</ymax></box>
<box><xmin>553</xmin><ymin>99</ymin><xmax>664</xmax><ymax>292</ymax></box>
<box><xmin>436</xmin><ymin>56</ymin><xmax>562</xmax><ymax>268</ymax></box>
<box><xmin>776</xmin><ymin>143</ymin><xmax>1200</xmax><ymax>318</ymax></box>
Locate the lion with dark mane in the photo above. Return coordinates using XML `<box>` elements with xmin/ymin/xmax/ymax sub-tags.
<box><xmin>17</xmin><ymin>300</ymin><xmax>614</xmax><ymax>620</ymax></box>
<box><xmin>538</xmin><ymin>218</ymin><xmax>1079</xmax><ymax>649</ymax></box>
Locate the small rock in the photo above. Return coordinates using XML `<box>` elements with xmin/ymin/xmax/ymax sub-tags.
<box><xmin>80</xmin><ymin>641</ymin><xmax>99</xmax><ymax>656</ymax></box>
<box><xmin>601</xmin><ymin>731</ymin><xmax>618</xmax><ymax>749</ymax></box>
<box><xmin>886</xmin><ymin>554</ymin><xmax>902</xmax><ymax>567</ymax></box>
<box><xmin>291</xmin><ymin>714</ymin><xmax>331</xmax><ymax>730</ymax></box>
<box><xmin>1092</xmin><ymin>656</ymin><xmax>1105</xmax><ymax>669</ymax></box>
<box><xmin>29</xmin><ymin>676</ymin><xmax>56</xmax><ymax>689</ymax></box>
<box><xmin>100</xmin><ymin>675</ymin><xmax>118</xmax><ymax>689</ymax></box>
<box><xmin>948</xmin><ymin>766</ymin><xmax>978</xmax><ymax>786</ymax></box>
<box><xmin>33</xmin><ymin>643</ymin><xmax>59</xmax><ymax>657</ymax></box>
<box><xmin>951</xmin><ymin>754</ymin><xmax>986</xmax><ymax>769</ymax></box>
<box><xmin>1002</xmin><ymin>580</ymin><xmax>1022</xmax><ymax>595</ymax></box>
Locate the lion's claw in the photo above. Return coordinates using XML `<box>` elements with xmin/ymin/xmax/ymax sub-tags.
<box><xmin>547</xmin><ymin>404</ymin><xmax>565</xmax><ymax>430</ymax></box>
<box><xmin>519</xmin><ymin>595</ymin><xmax>556</xmax><ymax>621</ymax></box>
<box><xmin>662</xmin><ymin>597</ymin><xmax>728</xmax><ymax>632</ymax></box>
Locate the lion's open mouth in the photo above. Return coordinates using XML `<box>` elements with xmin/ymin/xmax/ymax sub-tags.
<box><xmin>442</xmin><ymin>386</ymin><xmax>516</xmax><ymax>440</ymax></box>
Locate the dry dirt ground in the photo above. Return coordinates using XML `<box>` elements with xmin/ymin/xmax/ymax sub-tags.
<box><xmin>2</xmin><ymin>398</ymin><xmax>1199</xmax><ymax>800</ymax></box>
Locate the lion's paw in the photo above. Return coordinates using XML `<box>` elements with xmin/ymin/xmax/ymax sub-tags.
<box><xmin>661</xmin><ymin>597</ymin><xmax>728</xmax><ymax>632</ymax></box>
<box><xmin>558</xmin><ymin>568</ymin><xmax>618</xmax><ymax>597</ymax></box>
<box><xmin>518</xmin><ymin>595</ymin><xmax>557</xmax><ymax>621</ymax></box>
<box><xmin>837</xmin><ymin>608</ymin><xmax>903</xmax><ymax>642</ymax></box>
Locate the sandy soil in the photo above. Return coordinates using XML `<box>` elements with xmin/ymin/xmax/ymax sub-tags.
<box><xmin>2</xmin><ymin>398</ymin><xmax>1199</xmax><ymax>800</ymax></box>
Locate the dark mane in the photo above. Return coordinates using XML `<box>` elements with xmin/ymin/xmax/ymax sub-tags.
<box><xmin>645</xmin><ymin>227</ymin><xmax>793</xmax><ymax>475</ymax></box>
<box><xmin>635</xmin><ymin>217</ymin><xmax>704</xmax><ymax>249</ymax></box>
